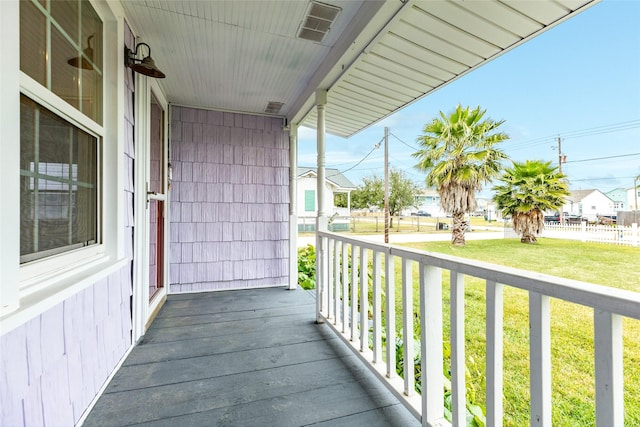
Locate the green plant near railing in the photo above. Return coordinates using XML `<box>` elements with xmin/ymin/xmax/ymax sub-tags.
<box><xmin>297</xmin><ymin>244</ymin><xmax>316</xmax><ymax>290</ymax></box>
<box><xmin>302</xmin><ymin>247</ymin><xmax>485</xmax><ymax>425</ymax></box>
<box><xmin>297</xmin><ymin>245</ymin><xmax>376</xmax><ymax>314</ymax></box>
<box><xmin>393</xmin><ymin>330</ymin><xmax>486</xmax><ymax>427</ymax></box>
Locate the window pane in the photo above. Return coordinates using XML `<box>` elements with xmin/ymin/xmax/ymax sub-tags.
<box><xmin>82</xmin><ymin>65</ymin><xmax>102</xmax><ymax>124</ymax></box>
<box><xmin>20</xmin><ymin>95</ymin><xmax>99</xmax><ymax>262</ymax></box>
<box><xmin>51</xmin><ymin>25</ymin><xmax>80</xmax><ymax>110</ymax></box>
<box><xmin>82</xmin><ymin>2</ymin><xmax>102</xmax><ymax>70</ymax></box>
<box><xmin>20</xmin><ymin>0</ymin><xmax>47</xmax><ymax>86</ymax></box>
<box><xmin>80</xmin><ymin>0</ymin><xmax>103</xmax><ymax>123</ymax></box>
<box><xmin>20</xmin><ymin>0</ymin><xmax>103</xmax><ymax>124</ymax></box>
<box><xmin>51</xmin><ymin>0</ymin><xmax>78</xmax><ymax>43</ymax></box>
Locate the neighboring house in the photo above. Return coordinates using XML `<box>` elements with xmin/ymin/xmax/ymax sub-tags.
<box><xmin>563</xmin><ymin>189</ymin><xmax>615</xmax><ymax>221</ymax></box>
<box><xmin>297</xmin><ymin>167</ymin><xmax>356</xmax><ymax>216</ymax></box>
<box><xmin>413</xmin><ymin>188</ymin><xmax>446</xmax><ymax>217</ymax></box>
<box><xmin>627</xmin><ymin>185</ymin><xmax>640</xmax><ymax>210</ymax></box>
<box><xmin>0</xmin><ymin>1</ymin><xmax>602</xmax><ymax>426</ymax></box>
<box><xmin>606</xmin><ymin>188</ymin><xmax>627</xmax><ymax>211</ymax></box>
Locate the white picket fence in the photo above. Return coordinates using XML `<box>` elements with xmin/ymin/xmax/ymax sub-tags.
<box><xmin>541</xmin><ymin>222</ymin><xmax>638</xmax><ymax>247</ymax></box>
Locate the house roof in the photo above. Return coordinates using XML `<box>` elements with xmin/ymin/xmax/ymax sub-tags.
<box><xmin>121</xmin><ymin>0</ymin><xmax>598</xmax><ymax>138</ymax></box>
<box><xmin>567</xmin><ymin>189</ymin><xmax>612</xmax><ymax>203</ymax></box>
<box><xmin>298</xmin><ymin>167</ymin><xmax>356</xmax><ymax>190</ymax></box>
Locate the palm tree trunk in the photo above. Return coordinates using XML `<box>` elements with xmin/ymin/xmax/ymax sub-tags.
<box><xmin>451</xmin><ymin>211</ymin><xmax>466</xmax><ymax>246</ymax></box>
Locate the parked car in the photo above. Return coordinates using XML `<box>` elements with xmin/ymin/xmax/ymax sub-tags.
<box><xmin>411</xmin><ymin>210</ymin><xmax>431</xmax><ymax>217</ymax></box>
<box><xmin>544</xmin><ymin>214</ymin><xmax>560</xmax><ymax>223</ymax></box>
<box><xmin>597</xmin><ymin>215</ymin><xmax>617</xmax><ymax>225</ymax></box>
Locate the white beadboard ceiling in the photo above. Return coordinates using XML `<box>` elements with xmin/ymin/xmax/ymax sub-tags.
<box><xmin>121</xmin><ymin>0</ymin><xmax>599</xmax><ymax>138</ymax></box>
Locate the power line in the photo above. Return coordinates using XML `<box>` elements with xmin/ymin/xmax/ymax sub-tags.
<box><xmin>389</xmin><ymin>131</ymin><xmax>420</xmax><ymax>151</ymax></box>
<box><xmin>564</xmin><ymin>152</ymin><xmax>640</xmax><ymax>164</ymax></box>
<box><xmin>508</xmin><ymin>119</ymin><xmax>640</xmax><ymax>152</ymax></box>
<box><xmin>326</xmin><ymin>137</ymin><xmax>383</xmax><ymax>178</ymax></box>
<box><xmin>570</xmin><ymin>176</ymin><xmax>637</xmax><ymax>182</ymax></box>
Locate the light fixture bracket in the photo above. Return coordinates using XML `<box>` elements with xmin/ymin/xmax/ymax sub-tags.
<box><xmin>125</xmin><ymin>42</ymin><xmax>166</xmax><ymax>79</ymax></box>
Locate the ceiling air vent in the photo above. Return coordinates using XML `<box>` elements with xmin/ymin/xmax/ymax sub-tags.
<box><xmin>297</xmin><ymin>1</ymin><xmax>341</xmax><ymax>43</ymax></box>
<box><xmin>265</xmin><ymin>101</ymin><xmax>284</xmax><ymax>114</ymax></box>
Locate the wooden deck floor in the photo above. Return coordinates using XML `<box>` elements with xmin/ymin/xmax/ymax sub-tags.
<box><xmin>83</xmin><ymin>287</ymin><xmax>420</xmax><ymax>427</ymax></box>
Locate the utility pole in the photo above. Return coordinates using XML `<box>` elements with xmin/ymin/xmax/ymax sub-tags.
<box><xmin>556</xmin><ymin>136</ymin><xmax>566</xmax><ymax>223</ymax></box>
<box><xmin>384</xmin><ymin>127</ymin><xmax>389</xmax><ymax>244</ymax></box>
<box><xmin>557</xmin><ymin>136</ymin><xmax>563</xmax><ymax>174</ymax></box>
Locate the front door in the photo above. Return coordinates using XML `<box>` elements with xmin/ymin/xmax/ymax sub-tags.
<box><xmin>132</xmin><ymin>76</ymin><xmax>169</xmax><ymax>341</ymax></box>
<box><xmin>148</xmin><ymin>93</ymin><xmax>165</xmax><ymax>301</ymax></box>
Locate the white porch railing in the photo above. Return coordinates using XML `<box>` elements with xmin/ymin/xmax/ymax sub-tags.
<box><xmin>315</xmin><ymin>230</ymin><xmax>640</xmax><ymax>427</ymax></box>
<box><xmin>542</xmin><ymin>222</ymin><xmax>639</xmax><ymax>247</ymax></box>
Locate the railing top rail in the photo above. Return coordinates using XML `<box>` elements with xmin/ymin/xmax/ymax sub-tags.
<box><xmin>320</xmin><ymin>231</ymin><xmax>392</xmax><ymax>254</ymax></box>
<box><xmin>318</xmin><ymin>231</ymin><xmax>640</xmax><ymax>320</ymax></box>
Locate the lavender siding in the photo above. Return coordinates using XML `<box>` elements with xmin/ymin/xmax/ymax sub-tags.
<box><xmin>0</xmin><ymin>267</ymin><xmax>132</xmax><ymax>426</ymax></box>
<box><xmin>0</xmin><ymin>23</ymin><xmax>136</xmax><ymax>427</ymax></box>
<box><xmin>170</xmin><ymin>107</ymin><xmax>290</xmax><ymax>292</ymax></box>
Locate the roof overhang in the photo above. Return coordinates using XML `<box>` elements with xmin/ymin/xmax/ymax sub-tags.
<box><xmin>295</xmin><ymin>0</ymin><xmax>599</xmax><ymax>137</ymax></box>
<box><xmin>121</xmin><ymin>0</ymin><xmax>599</xmax><ymax>138</ymax></box>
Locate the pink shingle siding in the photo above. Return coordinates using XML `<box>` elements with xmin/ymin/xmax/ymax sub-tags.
<box><xmin>169</xmin><ymin>106</ymin><xmax>290</xmax><ymax>292</ymax></box>
<box><xmin>0</xmin><ymin>266</ymin><xmax>132</xmax><ymax>426</ymax></box>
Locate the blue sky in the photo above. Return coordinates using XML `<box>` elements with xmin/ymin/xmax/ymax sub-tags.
<box><xmin>297</xmin><ymin>0</ymin><xmax>640</xmax><ymax>197</ymax></box>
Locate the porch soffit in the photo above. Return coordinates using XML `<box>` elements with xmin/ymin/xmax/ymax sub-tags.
<box><xmin>120</xmin><ymin>0</ymin><xmax>599</xmax><ymax>139</ymax></box>
<box><xmin>299</xmin><ymin>0</ymin><xmax>599</xmax><ymax>137</ymax></box>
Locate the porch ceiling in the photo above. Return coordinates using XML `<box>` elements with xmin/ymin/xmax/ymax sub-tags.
<box><xmin>121</xmin><ymin>0</ymin><xmax>598</xmax><ymax>138</ymax></box>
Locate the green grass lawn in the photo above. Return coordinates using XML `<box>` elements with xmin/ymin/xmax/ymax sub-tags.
<box><xmin>392</xmin><ymin>238</ymin><xmax>640</xmax><ymax>426</ymax></box>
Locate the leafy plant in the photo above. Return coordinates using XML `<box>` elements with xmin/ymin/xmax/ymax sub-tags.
<box><xmin>297</xmin><ymin>244</ymin><xmax>316</xmax><ymax>290</ymax></box>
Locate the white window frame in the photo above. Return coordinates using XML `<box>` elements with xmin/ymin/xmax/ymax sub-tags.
<box><xmin>0</xmin><ymin>0</ymin><xmax>127</xmax><ymax>332</ymax></box>
<box><xmin>19</xmin><ymin>75</ymin><xmax>106</xmax><ymax>295</ymax></box>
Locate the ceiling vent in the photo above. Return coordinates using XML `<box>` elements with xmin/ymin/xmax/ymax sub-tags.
<box><xmin>297</xmin><ymin>1</ymin><xmax>341</xmax><ymax>43</ymax></box>
<box><xmin>265</xmin><ymin>101</ymin><xmax>284</xmax><ymax>114</ymax></box>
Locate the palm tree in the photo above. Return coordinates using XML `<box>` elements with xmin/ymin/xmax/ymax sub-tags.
<box><xmin>493</xmin><ymin>160</ymin><xmax>569</xmax><ymax>244</ymax></box>
<box><xmin>413</xmin><ymin>105</ymin><xmax>509</xmax><ymax>246</ymax></box>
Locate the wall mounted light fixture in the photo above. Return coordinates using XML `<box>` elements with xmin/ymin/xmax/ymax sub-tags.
<box><xmin>68</xmin><ymin>35</ymin><xmax>95</xmax><ymax>70</ymax></box>
<box><xmin>125</xmin><ymin>42</ymin><xmax>166</xmax><ymax>78</ymax></box>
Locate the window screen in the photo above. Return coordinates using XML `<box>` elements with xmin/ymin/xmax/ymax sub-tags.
<box><xmin>20</xmin><ymin>95</ymin><xmax>99</xmax><ymax>263</ymax></box>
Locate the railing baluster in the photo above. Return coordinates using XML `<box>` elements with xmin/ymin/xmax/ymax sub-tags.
<box><xmin>386</xmin><ymin>252</ymin><xmax>396</xmax><ymax>379</ymax></box>
<box><xmin>315</xmin><ymin>234</ymin><xmax>326</xmax><ymax>322</ymax></box>
<box><xmin>402</xmin><ymin>258</ymin><xmax>414</xmax><ymax>396</ymax></box>
<box><xmin>359</xmin><ymin>246</ymin><xmax>369</xmax><ymax>352</ymax></box>
<box><xmin>594</xmin><ymin>309</ymin><xmax>623</xmax><ymax>426</ymax></box>
<box><xmin>529</xmin><ymin>291</ymin><xmax>551</xmax><ymax>427</ymax></box>
<box><xmin>451</xmin><ymin>271</ymin><xmax>466</xmax><ymax>427</ymax></box>
<box><xmin>314</xmin><ymin>231</ymin><xmax>638</xmax><ymax>427</ymax></box>
<box><xmin>341</xmin><ymin>242</ymin><xmax>349</xmax><ymax>334</ymax></box>
<box><xmin>350</xmin><ymin>245</ymin><xmax>358</xmax><ymax>342</ymax></box>
<box><xmin>373</xmin><ymin>250</ymin><xmax>382</xmax><ymax>363</ymax></box>
<box><xmin>420</xmin><ymin>264</ymin><xmax>445</xmax><ymax>425</ymax></box>
<box><xmin>333</xmin><ymin>239</ymin><xmax>340</xmax><ymax>324</ymax></box>
<box><xmin>327</xmin><ymin>238</ymin><xmax>334</xmax><ymax>320</ymax></box>
<box><xmin>486</xmin><ymin>280</ymin><xmax>504</xmax><ymax>427</ymax></box>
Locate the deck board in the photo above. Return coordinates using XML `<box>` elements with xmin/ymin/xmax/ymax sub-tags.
<box><xmin>83</xmin><ymin>287</ymin><xmax>420</xmax><ymax>427</ymax></box>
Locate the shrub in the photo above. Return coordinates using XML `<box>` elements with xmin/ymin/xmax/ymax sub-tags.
<box><xmin>297</xmin><ymin>244</ymin><xmax>316</xmax><ymax>290</ymax></box>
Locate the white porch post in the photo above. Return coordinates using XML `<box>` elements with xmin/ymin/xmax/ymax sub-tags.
<box><xmin>288</xmin><ymin>124</ymin><xmax>298</xmax><ymax>290</ymax></box>
<box><xmin>316</xmin><ymin>89</ymin><xmax>328</xmax><ymax>323</ymax></box>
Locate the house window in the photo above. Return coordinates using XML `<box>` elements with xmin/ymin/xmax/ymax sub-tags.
<box><xmin>20</xmin><ymin>0</ymin><xmax>103</xmax><ymax>124</ymax></box>
<box><xmin>20</xmin><ymin>95</ymin><xmax>99</xmax><ymax>263</ymax></box>
<box><xmin>19</xmin><ymin>0</ymin><xmax>103</xmax><ymax>265</ymax></box>
<box><xmin>305</xmin><ymin>190</ymin><xmax>316</xmax><ymax>212</ymax></box>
